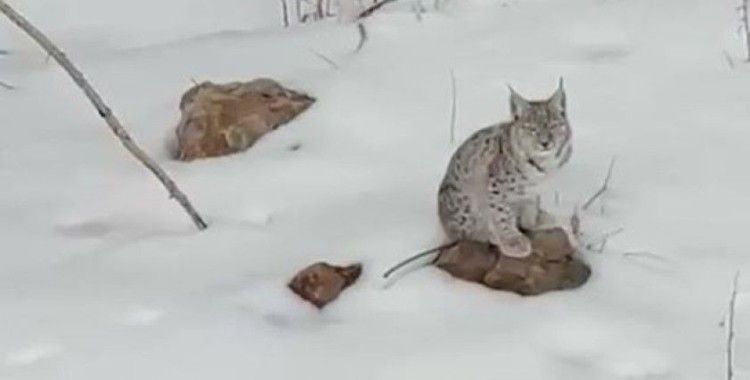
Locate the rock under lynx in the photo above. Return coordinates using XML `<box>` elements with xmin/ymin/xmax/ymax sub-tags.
<box><xmin>438</xmin><ymin>81</ymin><xmax>572</xmax><ymax>258</ymax></box>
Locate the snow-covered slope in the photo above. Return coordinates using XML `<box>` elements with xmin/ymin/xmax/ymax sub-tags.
<box><xmin>1</xmin><ymin>0</ymin><xmax>749</xmax><ymax>379</ymax></box>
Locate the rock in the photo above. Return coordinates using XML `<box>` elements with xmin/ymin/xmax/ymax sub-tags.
<box><xmin>435</xmin><ymin>228</ymin><xmax>590</xmax><ymax>296</ymax></box>
<box><xmin>433</xmin><ymin>241</ymin><xmax>496</xmax><ymax>282</ymax></box>
<box><xmin>174</xmin><ymin>78</ymin><xmax>315</xmax><ymax>160</ymax></box>
<box><xmin>288</xmin><ymin>262</ymin><xmax>362</xmax><ymax>309</ymax></box>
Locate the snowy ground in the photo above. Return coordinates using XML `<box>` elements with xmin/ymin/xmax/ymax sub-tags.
<box><xmin>1</xmin><ymin>0</ymin><xmax>749</xmax><ymax>378</ymax></box>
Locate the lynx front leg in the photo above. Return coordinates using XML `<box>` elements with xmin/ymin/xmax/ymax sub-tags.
<box><xmin>487</xmin><ymin>203</ymin><xmax>532</xmax><ymax>258</ymax></box>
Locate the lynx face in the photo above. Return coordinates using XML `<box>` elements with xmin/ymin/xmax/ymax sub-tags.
<box><xmin>508</xmin><ymin>82</ymin><xmax>571</xmax><ymax>167</ymax></box>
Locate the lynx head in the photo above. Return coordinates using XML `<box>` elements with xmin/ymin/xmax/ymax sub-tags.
<box><xmin>508</xmin><ymin>80</ymin><xmax>571</xmax><ymax>168</ymax></box>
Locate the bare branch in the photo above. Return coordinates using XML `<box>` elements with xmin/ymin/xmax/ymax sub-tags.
<box><xmin>0</xmin><ymin>0</ymin><xmax>208</xmax><ymax>230</ymax></box>
<box><xmin>726</xmin><ymin>271</ymin><xmax>740</xmax><ymax>380</ymax></box>
<box><xmin>358</xmin><ymin>0</ymin><xmax>399</xmax><ymax>19</ymax></box>
<box><xmin>588</xmin><ymin>227</ymin><xmax>623</xmax><ymax>253</ymax></box>
<box><xmin>740</xmin><ymin>0</ymin><xmax>750</xmax><ymax>61</ymax></box>
<box><xmin>314</xmin><ymin>0</ymin><xmax>324</xmax><ymax>19</ymax></box>
<box><xmin>310</xmin><ymin>48</ymin><xmax>339</xmax><ymax>70</ymax></box>
<box><xmin>281</xmin><ymin>0</ymin><xmax>290</xmax><ymax>27</ymax></box>
<box><xmin>582</xmin><ymin>156</ymin><xmax>616</xmax><ymax>211</ymax></box>
<box><xmin>383</xmin><ymin>241</ymin><xmax>458</xmax><ymax>279</ymax></box>
<box><xmin>355</xmin><ymin>22</ymin><xmax>368</xmax><ymax>52</ymax></box>
<box><xmin>449</xmin><ymin>69</ymin><xmax>457</xmax><ymax>144</ymax></box>
<box><xmin>570</xmin><ymin>205</ymin><xmax>581</xmax><ymax>238</ymax></box>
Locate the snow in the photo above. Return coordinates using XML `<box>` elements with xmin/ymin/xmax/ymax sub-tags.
<box><xmin>1</xmin><ymin>0</ymin><xmax>749</xmax><ymax>378</ymax></box>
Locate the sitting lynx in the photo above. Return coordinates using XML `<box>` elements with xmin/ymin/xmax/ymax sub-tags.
<box><xmin>438</xmin><ymin>81</ymin><xmax>572</xmax><ymax>258</ymax></box>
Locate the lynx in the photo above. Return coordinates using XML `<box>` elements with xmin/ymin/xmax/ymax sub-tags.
<box><xmin>437</xmin><ymin>81</ymin><xmax>572</xmax><ymax>258</ymax></box>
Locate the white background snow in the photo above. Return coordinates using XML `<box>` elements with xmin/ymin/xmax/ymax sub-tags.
<box><xmin>1</xmin><ymin>0</ymin><xmax>749</xmax><ymax>378</ymax></box>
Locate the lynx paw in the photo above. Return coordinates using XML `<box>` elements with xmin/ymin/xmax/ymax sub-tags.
<box><xmin>493</xmin><ymin>232</ymin><xmax>532</xmax><ymax>258</ymax></box>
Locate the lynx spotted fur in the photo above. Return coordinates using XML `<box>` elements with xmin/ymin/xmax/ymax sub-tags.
<box><xmin>438</xmin><ymin>81</ymin><xmax>572</xmax><ymax>258</ymax></box>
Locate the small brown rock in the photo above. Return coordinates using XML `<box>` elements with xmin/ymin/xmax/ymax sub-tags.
<box><xmin>435</xmin><ymin>228</ymin><xmax>590</xmax><ymax>296</ymax></box>
<box><xmin>288</xmin><ymin>262</ymin><xmax>362</xmax><ymax>309</ymax></box>
<box><xmin>174</xmin><ymin>79</ymin><xmax>315</xmax><ymax>160</ymax></box>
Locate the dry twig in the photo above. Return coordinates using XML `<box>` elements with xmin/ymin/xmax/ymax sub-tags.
<box><xmin>296</xmin><ymin>0</ymin><xmax>303</xmax><ymax>22</ymax></box>
<box><xmin>356</xmin><ymin>22</ymin><xmax>368</xmax><ymax>51</ymax></box>
<box><xmin>587</xmin><ymin>227</ymin><xmax>624</xmax><ymax>253</ymax></box>
<box><xmin>0</xmin><ymin>0</ymin><xmax>208</xmax><ymax>230</ymax></box>
<box><xmin>358</xmin><ymin>0</ymin><xmax>399</xmax><ymax>19</ymax></box>
<box><xmin>725</xmin><ymin>271</ymin><xmax>740</xmax><ymax>380</ymax></box>
<box><xmin>570</xmin><ymin>205</ymin><xmax>581</xmax><ymax>238</ymax></box>
<box><xmin>281</xmin><ymin>0</ymin><xmax>290</xmax><ymax>27</ymax></box>
<box><xmin>582</xmin><ymin>157</ymin><xmax>616</xmax><ymax>210</ymax></box>
<box><xmin>740</xmin><ymin>0</ymin><xmax>750</xmax><ymax>61</ymax></box>
<box><xmin>383</xmin><ymin>241</ymin><xmax>458</xmax><ymax>279</ymax></box>
<box><xmin>310</xmin><ymin>49</ymin><xmax>339</xmax><ymax>70</ymax></box>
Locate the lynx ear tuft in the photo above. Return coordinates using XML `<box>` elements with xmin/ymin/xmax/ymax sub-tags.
<box><xmin>508</xmin><ymin>85</ymin><xmax>529</xmax><ymax>120</ymax></box>
<box><xmin>549</xmin><ymin>78</ymin><xmax>566</xmax><ymax>111</ymax></box>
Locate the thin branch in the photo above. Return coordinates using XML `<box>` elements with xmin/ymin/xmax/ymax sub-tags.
<box><xmin>449</xmin><ymin>69</ymin><xmax>457</xmax><ymax>144</ymax></box>
<box><xmin>0</xmin><ymin>79</ymin><xmax>15</xmax><ymax>90</ymax></box>
<box><xmin>582</xmin><ymin>156</ymin><xmax>616</xmax><ymax>210</ymax></box>
<box><xmin>741</xmin><ymin>0</ymin><xmax>750</xmax><ymax>61</ymax></box>
<box><xmin>355</xmin><ymin>22</ymin><xmax>368</xmax><ymax>51</ymax></box>
<box><xmin>570</xmin><ymin>205</ymin><xmax>581</xmax><ymax>238</ymax></box>
<box><xmin>726</xmin><ymin>271</ymin><xmax>740</xmax><ymax>380</ymax></box>
<box><xmin>383</xmin><ymin>241</ymin><xmax>458</xmax><ymax>279</ymax></box>
<box><xmin>587</xmin><ymin>227</ymin><xmax>623</xmax><ymax>253</ymax></box>
<box><xmin>314</xmin><ymin>0</ymin><xmax>324</xmax><ymax>19</ymax></box>
<box><xmin>0</xmin><ymin>0</ymin><xmax>208</xmax><ymax>230</ymax></box>
<box><xmin>358</xmin><ymin>0</ymin><xmax>399</xmax><ymax>19</ymax></box>
<box><xmin>310</xmin><ymin>48</ymin><xmax>339</xmax><ymax>70</ymax></box>
<box><xmin>281</xmin><ymin>0</ymin><xmax>290</xmax><ymax>27</ymax></box>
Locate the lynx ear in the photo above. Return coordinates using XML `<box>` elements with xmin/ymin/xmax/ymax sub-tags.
<box><xmin>549</xmin><ymin>78</ymin><xmax>566</xmax><ymax>111</ymax></box>
<box><xmin>508</xmin><ymin>85</ymin><xmax>529</xmax><ymax>120</ymax></box>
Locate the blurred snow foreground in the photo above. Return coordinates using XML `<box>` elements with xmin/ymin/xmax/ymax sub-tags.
<box><xmin>1</xmin><ymin>0</ymin><xmax>750</xmax><ymax>379</ymax></box>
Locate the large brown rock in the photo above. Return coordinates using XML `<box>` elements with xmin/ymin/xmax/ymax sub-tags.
<box><xmin>174</xmin><ymin>79</ymin><xmax>315</xmax><ymax>160</ymax></box>
<box><xmin>288</xmin><ymin>262</ymin><xmax>362</xmax><ymax>309</ymax></box>
<box><xmin>434</xmin><ymin>228</ymin><xmax>590</xmax><ymax>296</ymax></box>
